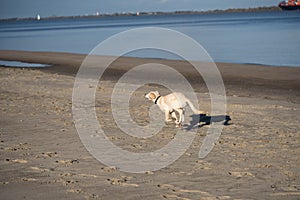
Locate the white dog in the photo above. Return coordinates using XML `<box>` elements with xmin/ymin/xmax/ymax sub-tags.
<box><xmin>145</xmin><ymin>91</ymin><xmax>205</xmax><ymax>128</ymax></box>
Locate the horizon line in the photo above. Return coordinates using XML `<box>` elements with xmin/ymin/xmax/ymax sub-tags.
<box><xmin>0</xmin><ymin>6</ymin><xmax>282</xmax><ymax>21</ymax></box>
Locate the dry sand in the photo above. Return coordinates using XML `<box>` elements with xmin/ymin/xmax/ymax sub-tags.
<box><xmin>0</xmin><ymin>50</ymin><xmax>299</xmax><ymax>199</ymax></box>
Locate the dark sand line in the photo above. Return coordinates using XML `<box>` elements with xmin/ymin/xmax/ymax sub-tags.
<box><xmin>1</xmin><ymin>50</ymin><xmax>299</xmax><ymax>101</ymax></box>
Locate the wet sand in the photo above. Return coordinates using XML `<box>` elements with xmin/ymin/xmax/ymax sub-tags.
<box><xmin>0</xmin><ymin>50</ymin><xmax>299</xmax><ymax>199</ymax></box>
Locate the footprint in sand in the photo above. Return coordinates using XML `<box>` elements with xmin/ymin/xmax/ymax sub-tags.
<box><xmin>107</xmin><ymin>176</ymin><xmax>139</xmax><ymax>187</ymax></box>
<box><xmin>159</xmin><ymin>183</ymin><xmax>230</xmax><ymax>199</ymax></box>
<box><xmin>41</xmin><ymin>152</ymin><xmax>58</xmax><ymax>158</ymax></box>
<box><xmin>101</xmin><ymin>166</ymin><xmax>118</xmax><ymax>173</ymax></box>
<box><xmin>3</xmin><ymin>143</ymin><xmax>31</xmax><ymax>151</ymax></box>
<box><xmin>5</xmin><ymin>158</ymin><xmax>28</xmax><ymax>164</ymax></box>
<box><xmin>55</xmin><ymin>159</ymin><xmax>79</xmax><ymax>165</ymax></box>
<box><xmin>228</xmin><ymin>171</ymin><xmax>255</xmax><ymax>178</ymax></box>
<box><xmin>29</xmin><ymin>166</ymin><xmax>50</xmax><ymax>172</ymax></box>
<box><xmin>21</xmin><ymin>177</ymin><xmax>37</xmax><ymax>182</ymax></box>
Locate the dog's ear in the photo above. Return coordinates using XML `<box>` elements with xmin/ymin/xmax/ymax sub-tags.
<box><xmin>149</xmin><ymin>92</ymin><xmax>156</xmax><ymax>100</ymax></box>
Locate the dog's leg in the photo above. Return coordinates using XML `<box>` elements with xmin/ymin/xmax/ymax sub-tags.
<box><xmin>171</xmin><ymin>111</ymin><xmax>177</xmax><ymax>121</ymax></box>
<box><xmin>165</xmin><ymin>110</ymin><xmax>172</xmax><ymax>123</ymax></box>
<box><xmin>181</xmin><ymin>109</ymin><xmax>185</xmax><ymax>123</ymax></box>
<box><xmin>174</xmin><ymin>108</ymin><xmax>184</xmax><ymax>127</ymax></box>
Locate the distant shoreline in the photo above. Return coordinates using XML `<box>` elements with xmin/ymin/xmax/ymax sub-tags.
<box><xmin>0</xmin><ymin>6</ymin><xmax>282</xmax><ymax>22</ymax></box>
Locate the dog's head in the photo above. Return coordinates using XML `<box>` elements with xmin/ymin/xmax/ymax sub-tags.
<box><xmin>145</xmin><ymin>91</ymin><xmax>160</xmax><ymax>102</ymax></box>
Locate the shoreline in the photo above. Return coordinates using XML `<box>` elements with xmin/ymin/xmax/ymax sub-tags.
<box><xmin>0</xmin><ymin>50</ymin><xmax>299</xmax><ymax>98</ymax></box>
<box><xmin>1</xmin><ymin>52</ymin><xmax>299</xmax><ymax>69</ymax></box>
<box><xmin>0</xmin><ymin>50</ymin><xmax>299</xmax><ymax>69</ymax></box>
<box><xmin>0</xmin><ymin>50</ymin><xmax>299</xmax><ymax>103</ymax></box>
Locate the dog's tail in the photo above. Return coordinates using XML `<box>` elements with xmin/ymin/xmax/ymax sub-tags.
<box><xmin>186</xmin><ymin>99</ymin><xmax>205</xmax><ymax>114</ymax></box>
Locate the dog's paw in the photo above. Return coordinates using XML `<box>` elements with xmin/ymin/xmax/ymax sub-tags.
<box><xmin>175</xmin><ymin>123</ymin><xmax>183</xmax><ymax>128</ymax></box>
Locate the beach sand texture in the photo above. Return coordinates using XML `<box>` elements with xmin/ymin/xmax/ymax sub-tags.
<box><xmin>0</xmin><ymin>50</ymin><xmax>299</xmax><ymax>199</ymax></box>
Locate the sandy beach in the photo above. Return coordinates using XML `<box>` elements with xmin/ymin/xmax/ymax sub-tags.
<box><xmin>0</xmin><ymin>50</ymin><xmax>299</xmax><ymax>199</ymax></box>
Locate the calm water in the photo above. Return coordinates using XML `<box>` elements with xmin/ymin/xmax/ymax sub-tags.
<box><xmin>0</xmin><ymin>11</ymin><xmax>299</xmax><ymax>67</ymax></box>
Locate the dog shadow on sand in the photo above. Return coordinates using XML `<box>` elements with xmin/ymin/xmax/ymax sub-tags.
<box><xmin>185</xmin><ymin>114</ymin><xmax>232</xmax><ymax>130</ymax></box>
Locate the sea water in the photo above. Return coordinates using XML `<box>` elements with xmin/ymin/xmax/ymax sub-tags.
<box><xmin>0</xmin><ymin>11</ymin><xmax>299</xmax><ymax>67</ymax></box>
<box><xmin>0</xmin><ymin>60</ymin><xmax>50</xmax><ymax>68</ymax></box>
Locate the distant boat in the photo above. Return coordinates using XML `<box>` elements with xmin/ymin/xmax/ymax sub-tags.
<box><xmin>37</xmin><ymin>14</ymin><xmax>41</xmax><ymax>20</ymax></box>
<box><xmin>278</xmin><ymin>0</ymin><xmax>300</xmax><ymax>10</ymax></box>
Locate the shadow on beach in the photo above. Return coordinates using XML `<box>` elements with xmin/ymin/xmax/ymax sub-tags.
<box><xmin>186</xmin><ymin>114</ymin><xmax>232</xmax><ymax>130</ymax></box>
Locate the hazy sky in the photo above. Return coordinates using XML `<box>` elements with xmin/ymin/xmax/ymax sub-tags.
<box><xmin>1</xmin><ymin>0</ymin><xmax>280</xmax><ymax>19</ymax></box>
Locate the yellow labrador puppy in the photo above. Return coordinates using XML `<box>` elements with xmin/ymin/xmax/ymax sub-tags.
<box><xmin>145</xmin><ymin>91</ymin><xmax>205</xmax><ymax>128</ymax></box>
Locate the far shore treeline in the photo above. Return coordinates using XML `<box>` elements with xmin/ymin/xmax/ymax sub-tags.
<box><xmin>0</xmin><ymin>6</ymin><xmax>282</xmax><ymax>21</ymax></box>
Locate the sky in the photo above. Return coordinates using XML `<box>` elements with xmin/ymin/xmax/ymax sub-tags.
<box><xmin>0</xmin><ymin>0</ymin><xmax>281</xmax><ymax>19</ymax></box>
